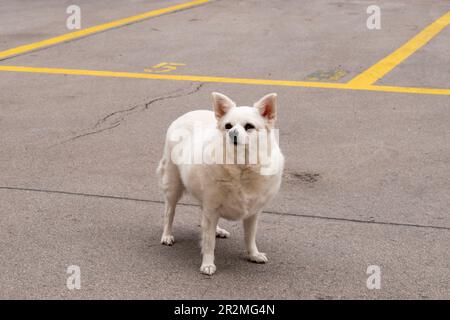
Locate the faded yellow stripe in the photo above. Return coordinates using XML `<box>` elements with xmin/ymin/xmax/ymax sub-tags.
<box><xmin>0</xmin><ymin>65</ymin><xmax>349</xmax><ymax>88</ymax></box>
<box><xmin>0</xmin><ymin>0</ymin><xmax>210</xmax><ymax>60</ymax></box>
<box><xmin>349</xmin><ymin>10</ymin><xmax>450</xmax><ymax>85</ymax></box>
<box><xmin>353</xmin><ymin>84</ymin><xmax>450</xmax><ymax>96</ymax></box>
<box><xmin>1</xmin><ymin>65</ymin><xmax>450</xmax><ymax>96</ymax></box>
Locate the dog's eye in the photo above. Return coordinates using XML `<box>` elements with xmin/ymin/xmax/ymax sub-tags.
<box><xmin>224</xmin><ymin>123</ymin><xmax>232</xmax><ymax>130</ymax></box>
<box><xmin>244</xmin><ymin>123</ymin><xmax>255</xmax><ymax>131</ymax></box>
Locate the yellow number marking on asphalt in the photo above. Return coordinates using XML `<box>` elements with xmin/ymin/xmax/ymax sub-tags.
<box><xmin>144</xmin><ymin>62</ymin><xmax>186</xmax><ymax>73</ymax></box>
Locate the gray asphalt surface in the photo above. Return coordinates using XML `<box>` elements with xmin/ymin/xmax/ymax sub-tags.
<box><xmin>0</xmin><ymin>0</ymin><xmax>449</xmax><ymax>299</ymax></box>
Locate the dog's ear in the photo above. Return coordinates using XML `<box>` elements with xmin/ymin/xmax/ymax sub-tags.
<box><xmin>254</xmin><ymin>93</ymin><xmax>277</xmax><ymax>123</ymax></box>
<box><xmin>212</xmin><ymin>92</ymin><xmax>235</xmax><ymax>119</ymax></box>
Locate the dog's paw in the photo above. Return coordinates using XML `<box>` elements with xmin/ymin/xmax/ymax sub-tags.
<box><xmin>200</xmin><ymin>263</ymin><xmax>217</xmax><ymax>275</ymax></box>
<box><xmin>216</xmin><ymin>226</ymin><xmax>230</xmax><ymax>238</ymax></box>
<box><xmin>160</xmin><ymin>234</ymin><xmax>175</xmax><ymax>246</ymax></box>
<box><xmin>248</xmin><ymin>252</ymin><xmax>268</xmax><ymax>264</ymax></box>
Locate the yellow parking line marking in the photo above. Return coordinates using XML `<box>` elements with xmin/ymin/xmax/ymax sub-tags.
<box><xmin>0</xmin><ymin>65</ymin><xmax>350</xmax><ymax>88</ymax></box>
<box><xmin>349</xmin><ymin>10</ymin><xmax>450</xmax><ymax>86</ymax></box>
<box><xmin>1</xmin><ymin>65</ymin><xmax>450</xmax><ymax>96</ymax></box>
<box><xmin>356</xmin><ymin>84</ymin><xmax>450</xmax><ymax>96</ymax></box>
<box><xmin>0</xmin><ymin>0</ymin><xmax>210</xmax><ymax>61</ymax></box>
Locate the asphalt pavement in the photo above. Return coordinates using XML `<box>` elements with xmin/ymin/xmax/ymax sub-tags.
<box><xmin>0</xmin><ymin>0</ymin><xmax>449</xmax><ymax>299</ymax></box>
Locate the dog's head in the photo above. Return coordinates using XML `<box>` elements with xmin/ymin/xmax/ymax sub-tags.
<box><xmin>212</xmin><ymin>92</ymin><xmax>277</xmax><ymax>146</ymax></box>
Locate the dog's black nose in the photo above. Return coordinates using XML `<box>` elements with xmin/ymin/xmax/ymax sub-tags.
<box><xmin>229</xmin><ymin>130</ymin><xmax>238</xmax><ymax>145</ymax></box>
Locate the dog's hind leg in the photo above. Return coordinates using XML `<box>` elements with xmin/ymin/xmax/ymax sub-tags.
<box><xmin>216</xmin><ymin>225</ymin><xmax>230</xmax><ymax>238</ymax></box>
<box><xmin>198</xmin><ymin>216</ymin><xmax>229</xmax><ymax>238</ymax></box>
<box><xmin>158</xmin><ymin>159</ymin><xmax>183</xmax><ymax>246</ymax></box>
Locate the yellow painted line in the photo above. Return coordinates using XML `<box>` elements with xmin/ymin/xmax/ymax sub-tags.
<box><xmin>1</xmin><ymin>65</ymin><xmax>450</xmax><ymax>96</ymax></box>
<box><xmin>356</xmin><ymin>84</ymin><xmax>450</xmax><ymax>96</ymax></box>
<box><xmin>349</xmin><ymin>10</ymin><xmax>450</xmax><ymax>86</ymax></box>
<box><xmin>0</xmin><ymin>0</ymin><xmax>210</xmax><ymax>60</ymax></box>
<box><xmin>0</xmin><ymin>65</ymin><xmax>350</xmax><ymax>88</ymax></box>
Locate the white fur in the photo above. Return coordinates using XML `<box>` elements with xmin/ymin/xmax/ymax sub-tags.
<box><xmin>157</xmin><ymin>92</ymin><xmax>284</xmax><ymax>275</ymax></box>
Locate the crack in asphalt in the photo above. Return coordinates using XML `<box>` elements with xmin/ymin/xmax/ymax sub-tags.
<box><xmin>1</xmin><ymin>186</ymin><xmax>449</xmax><ymax>232</ymax></box>
<box><xmin>52</xmin><ymin>82</ymin><xmax>204</xmax><ymax>146</ymax></box>
<box><xmin>94</xmin><ymin>83</ymin><xmax>203</xmax><ymax>129</ymax></box>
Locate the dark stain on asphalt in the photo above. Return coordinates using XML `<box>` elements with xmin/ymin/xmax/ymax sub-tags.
<box><xmin>285</xmin><ymin>171</ymin><xmax>321</xmax><ymax>184</ymax></box>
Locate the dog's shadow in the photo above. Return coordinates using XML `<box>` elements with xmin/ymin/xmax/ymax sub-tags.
<box><xmin>147</xmin><ymin>223</ymin><xmax>268</xmax><ymax>276</ymax></box>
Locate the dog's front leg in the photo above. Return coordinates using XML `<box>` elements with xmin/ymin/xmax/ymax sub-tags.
<box><xmin>200</xmin><ymin>209</ymin><xmax>219</xmax><ymax>275</ymax></box>
<box><xmin>244</xmin><ymin>213</ymin><xmax>268</xmax><ymax>263</ymax></box>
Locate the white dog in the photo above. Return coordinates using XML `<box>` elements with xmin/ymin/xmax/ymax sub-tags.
<box><xmin>157</xmin><ymin>92</ymin><xmax>284</xmax><ymax>275</ymax></box>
